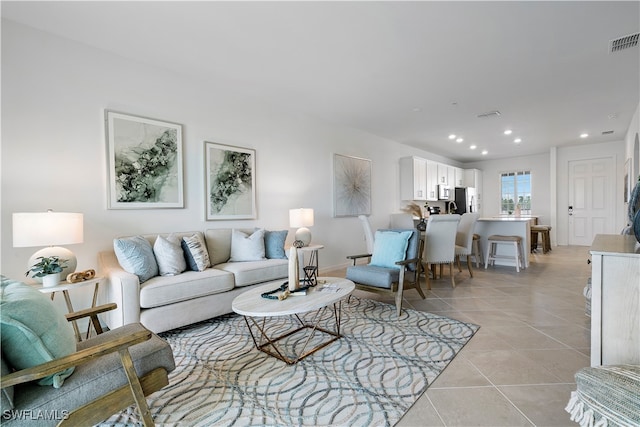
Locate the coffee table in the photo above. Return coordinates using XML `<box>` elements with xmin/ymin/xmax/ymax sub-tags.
<box><xmin>232</xmin><ymin>277</ymin><xmax>355</xmax><ymax>364</ymax></box>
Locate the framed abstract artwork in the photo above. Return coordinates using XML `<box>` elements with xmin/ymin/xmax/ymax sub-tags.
<box><xmin>205</xmin><ymin>142</ymin><xmax>256</xmax><ymax>220</ymax></box>
<box><xmin>105</xmin><ymin>111</ymin><xmax>184</xmax><ymax>209</ymax></box>
<box><xmin>333</xmin><ymin>153</ymin><xmax>371</xmax><ymax>217</ymax></box>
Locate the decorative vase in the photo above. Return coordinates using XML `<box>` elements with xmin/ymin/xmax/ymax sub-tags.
<box><xmin>416</xmin><ymin>218</ymin><xmax>427</xmax><ymax>231</ymax></box>
<box><xmin>288</xmin><ymin>247</ymin><xmax>299</xmax><ymax>291</ymax></box>
<box><xmin>42</xmin><ymin>272</ymin><xmax>61</xmax><ymax>288</ymax></box>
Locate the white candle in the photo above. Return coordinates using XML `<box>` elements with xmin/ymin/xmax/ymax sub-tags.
<box><xmin>288</xmin><ymin>247</ymin><xmax>299</xmax><ymax>291</ymax></box>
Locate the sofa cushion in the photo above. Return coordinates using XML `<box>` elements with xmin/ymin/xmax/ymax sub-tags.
<box><xmin>204</xmin><ymin>228</ymin><xmax>254</xmax><ymax>265</ymax></box>
<box><xmin>230</xmin><ymin>229</ymin><xmax>266</xmax><ymax>262</ymax></box>
<box><xmin>139</xmin><ymin>269</ymin><xmax>234</xmax><ymax>309</ymax></box>
<box><xmin>346</xmin><ymin>265</ymin><xmax>400</xmax><ymax>289</ymax></box>
<box><xmin>215</xmin><ymin>259</ymin><xmax>288</xmax><ymax>287</ymax></box>
<box><xmin>153</xmin><ymin>234</ymin><xmax>186</xmax><ymax>276</ymax></box>
<box><xmin>0</xmin><ymin>277</ymin><xmax>76</xmax><ymax>388</ymax></box>
<box><xmin>113</xmin><ymin>235</ymin><xmax>159</xmax><ymax>283</ymax></box>
<box><xmin>264</xmin><ymin>230</ymin><xmax>288</xmax><ymax>259</ymax></box>
<box><xmin>182</xmin><ymin>233</ymin><xmax>211</xmax><ymax>272</ymax></box>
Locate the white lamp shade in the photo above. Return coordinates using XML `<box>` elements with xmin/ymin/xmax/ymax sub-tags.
<box><xmin>289</xmin><ymin>208</ymin><xmax>314</xmax><ymax>228</ymax></box>
<box><xmin>13</xmin><ymin>212</ymin><xmax>83</xmax><ymax>247</ymax></box>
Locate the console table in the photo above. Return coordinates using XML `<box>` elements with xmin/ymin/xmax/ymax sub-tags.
<box><xmin>589</xmin><ymin>234</ymin><xmax>640</xmax><ymax>366</ymax></box>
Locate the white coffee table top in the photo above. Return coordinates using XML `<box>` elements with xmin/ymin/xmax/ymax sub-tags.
<box><xmin>232</xmin><ymin>276</ymin><xmax>355</xmax><ymax>317</ymax></box>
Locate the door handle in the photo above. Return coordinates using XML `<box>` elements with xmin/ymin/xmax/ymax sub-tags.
<box><xmin>568</xmin><ymin>205</ymin><xmax>573</xmax><ymax>216</ymax></box>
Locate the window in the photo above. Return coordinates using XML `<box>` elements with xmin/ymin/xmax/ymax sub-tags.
<box><xmin>500</xmin><ymin>171</ymin><xmax>531</xmax><ymax>214</ymax></box>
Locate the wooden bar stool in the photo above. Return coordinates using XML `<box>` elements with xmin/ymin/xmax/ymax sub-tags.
<box><xmin>531</xmin><ymin>225</ymin><xmax>552</xmax><ymax>253</ymax></box>
<box><xmin>471</xmin><ymin>233</ymin><xmax>484</xmax><ymax>268</ymax></box>
<box><xmin>485</xmin><ymin>235</ymin><xmax>524</xmax><ymax>272</ymax></box>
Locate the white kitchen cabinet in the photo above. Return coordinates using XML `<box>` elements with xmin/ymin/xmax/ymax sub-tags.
<box><xmin>454</xmin><ymin>167</ymin><xmax>465</xmax><ymax>187</ymax></box>
<box><xmin>464</xmin><ymin>168</ymin><xmax>482</xmax><ymax>188</ymax></box>
<box><xmin>399</xmin><ymin>156</ymin><xmax>427</xmax><ymax>201</ymax></box>
<box><xmin>437</xmin><ymin>163</ymin><xmax>450</xmax><ymax>186</ymax></box>
<box><xmin>426</xmin><ymin>160</ymin><xmax>439</xmax><ymax>201</ymax></box>
<box><xmin>589</xmin><ymin>234</ymin><xmax>640</xmax><ymax>366</ymax></box>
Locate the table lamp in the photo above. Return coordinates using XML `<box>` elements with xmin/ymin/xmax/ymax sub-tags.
<box><xmin>289</xmin><ymin>208</ymin><xmax>314</xmax><ymax>247</ymax></box>
<box><xmin>13</xmin><ymin>210</ymin><xmax>84</xmax><ymax>282</ymax></box>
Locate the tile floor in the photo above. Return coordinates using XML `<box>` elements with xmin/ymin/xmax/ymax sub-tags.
<box><xmin>327</xmin><ymin>245</ymin><xmax>592</xmax><ymax>426</ymax></box>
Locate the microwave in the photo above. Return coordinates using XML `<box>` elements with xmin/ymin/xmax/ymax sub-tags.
<box><xmin>438</xmin><ymin>185</ymin><xmax>451</xmax><ymax>200</ymax></box>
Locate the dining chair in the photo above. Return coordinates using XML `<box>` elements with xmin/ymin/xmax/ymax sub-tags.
<box><xmin>389</xmin><ymin>213</ymin><xmax>415</xmax><ymax>229</ymax></box>
<box><xmin>423</xmin><ymin>214</ymin><xmax>461</xmax><ymax>289</ymax></box>
<box><xmin>358</xmin><ymin>215</ymin><xmax>375</xmax><ymax>255</ymax></box>
<box><xmin>455</xmin><ymin>213</ymin><xmax>480</xmax><ymax>278</ymax></box>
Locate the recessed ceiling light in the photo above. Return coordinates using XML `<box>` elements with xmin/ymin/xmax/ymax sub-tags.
<box><xmin>412</xmin><ymin>107</ymin><xmax>422</xmax><ymax>112</ymax></box>
<box><xmin>580</xmin><ymin>133</ymin><xmax>589</xmax><ymax>138</ymax></box>
<box><xmin>456</xmin><ymin>138</ymin><xmax>464</xmax><ymax>143</ymax></box>
<box><xmin>481</xmin><ymin>150</ymin><xmax>488</xmax><ymax>155</ymax></box>
<box><xmin>470</xmin><ymin>145</ymin><xmax>477</xmax><ymax>150</ymax></box>
<box><xmin>514</xmin><ymin>138</ymin><xmax>522</xmax><ymax>143</ymax></box>
<box><xmin>448</xmin><ymin>134</ymin><xmax>456</xmax><ymax>140</ymax></box>
<box><xmin>504</xmin><ymin>129</ymin><xmax>513</xmax><ymax>135</ymax></box>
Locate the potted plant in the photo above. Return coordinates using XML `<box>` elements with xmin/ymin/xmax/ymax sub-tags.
<box><xmin>25</xmin><ymin>256</ymin><xmax>69</xmax><ymax>287</ymax></box>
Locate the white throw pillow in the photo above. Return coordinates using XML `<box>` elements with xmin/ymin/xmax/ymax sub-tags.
<box><xmin>229</xmin><ymin>229</ymin><xmax>266</xmax><ymax>262</ymax></box>
<box><xmin>153</xmin><ymin>234</ymin><xmax>186</xmax><ymax>276</ymax></box>
<box><xmin>182</xmin><ymin>233</ymin><xmax>211</xmax><ymax>272</ymax></box>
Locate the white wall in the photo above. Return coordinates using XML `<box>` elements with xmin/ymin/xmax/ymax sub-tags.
<box><xmin>465</xmin><ymin>152</ymin><xmax>551</xmax><ymax>224</ymax></box>
<box><xmin>624</xmin><ymin>102</ymin><xmax>640</xmax><ymax>183</ymax></box>
<box><xmin>1</xmin><ymin>21</ymin><xmax>456</xmax><ymax>310</ymax></box>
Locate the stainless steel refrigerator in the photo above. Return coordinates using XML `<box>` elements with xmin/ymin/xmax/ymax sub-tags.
<box><xmin>454</xmin><ymin>187</ymin><xmax>477</xmax><ymax>214</ymax></box>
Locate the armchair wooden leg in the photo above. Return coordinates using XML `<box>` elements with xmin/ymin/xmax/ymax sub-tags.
<box><xmin>467</xmin><ymin>255</ymin><xmax>473</xmax><ymax>278</ymax></box>
<box><xmin>119</xmin><ymin>348</ymin><xmax>155</xmax><ymax>426</ymax></box>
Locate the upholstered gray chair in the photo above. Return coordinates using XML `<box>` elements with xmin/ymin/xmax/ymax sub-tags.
<box><xmin>1</xmin><ymin>277</ymin><xmax>175</xmax><ymax>426</ymax></box>
<box><xmin>455</xmin><ymin>213</ymin><xmax>480</xmax><ymax>278</ymax></box>
<box><xmin>423</xmin><ymin>214</ymin><xmax>461</xmax><ymax>288</ymax></box>
<box><xmin>346</xmin><ymin>229</ymin><xmax>425</xmax><ymax>316</ymax></box>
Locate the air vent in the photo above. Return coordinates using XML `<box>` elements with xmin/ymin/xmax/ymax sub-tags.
<box><xmin>609</xmin><ymin>33</ymin><xmax>639</xmax><ymax>53</ymax></box>
<box><xmin>477</xmin><ymin>110</ymin><xmax>501</xmax><ymax>118</ymax></box>
<box><xmin>602</xmin><ymin>130</ymin><xmax>614</xmax><ymax>135</ymax></box>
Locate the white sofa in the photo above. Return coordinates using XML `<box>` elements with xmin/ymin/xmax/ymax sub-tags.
<box><xmin>98</xmin><ymin>229</ymin><xmax>289</xmax><ymax>333</ymax></box>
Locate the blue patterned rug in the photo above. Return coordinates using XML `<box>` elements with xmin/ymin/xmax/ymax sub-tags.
<box><xmin>103</xmin><ymin>297</ymin><xmax>478</xmax><ymax>426</ymax></box>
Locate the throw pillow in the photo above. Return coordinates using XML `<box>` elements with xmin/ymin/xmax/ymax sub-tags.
<box><xmin>113</xmin><ymin>235</ymin><xmax>158</xmax><ymax>283</ymax></box>
<box><xmin>153</xmin><ymin>234</ymin><xmax>186</xmax><ymax>276</ymax></box>
<box><xmin>230</xmin><ymin>229</ymin><xmax>266</xmax><ymax>262</ymax></box>
<box><xmin>182</xmin><ymin>233</ymin><xmax>211</xmax><ymax>272</ymax></box>
<box><xmin>264</xmin><ymin>230</ymin><xmax>288</xmax><ymax>259</ymax></box>
<box><xmin>369</xmin><ymin>230</ymin><xmax>412</xmax><ymax>270</ymax></box>
<box><xmin>0</xmin><ymin>276</ymin><xmax>76</xmax><ymax>388</ymax></box>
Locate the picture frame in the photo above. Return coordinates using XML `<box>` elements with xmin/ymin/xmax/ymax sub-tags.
<box><xmin>625</xmin><ymin>158</ymin><xmax>632</xmax><ymax>204</ymax></box>
<box><xmin>205</xmin><ymin>142</ymin><xmax>256</xmax><ymax>220</ymax></box>
<box><xmin>333</xmin><ymin>153</ymin><xmax>372</xmax><ymax>217</ymax></box>
<box><xmin>105</xmin><ymin>111</ymin><xmax>184</xmax><ymax>209</ymax></box>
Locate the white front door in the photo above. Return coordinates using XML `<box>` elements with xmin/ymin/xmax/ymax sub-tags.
<box><xmin>568</xmin><ymin>157</ymin><xmax>615</xmax><ymax>246</ymax></box>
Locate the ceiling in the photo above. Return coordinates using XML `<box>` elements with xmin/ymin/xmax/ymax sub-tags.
<box><xmin>2</xmin><ymin>1</ymin><xmax>639</xmax><ymax>162</ymax></box>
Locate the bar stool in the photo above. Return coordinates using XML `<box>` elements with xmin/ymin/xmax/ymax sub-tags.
<box><xmin>485</xmin><ymin>235</ymin><xmax>524</xmax><ymax>272</ymax></box>
<box><xmin>471</xmin><ymin>233</ymin><xmax>484</xmax><ymax>268</ymax></box>
<box><xmin>531</xmin><ymin>225</ymin><xmax>552</xmax><ymax>253</ymax></box>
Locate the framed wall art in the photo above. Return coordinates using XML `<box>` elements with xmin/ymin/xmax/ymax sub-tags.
<box><xmin>106</xmin><ymin>111</ymin><xmax>184</xmax><ymax>209</ymax></box>
<box><xmin>205</xmin><ymin>142</ymin><xmax>256</xmax><ymax>220</ymax></box>
<box><xmin>333</xmin><ymin>153</ymin><xmax>371</xmax><ymax>217</ymax></box>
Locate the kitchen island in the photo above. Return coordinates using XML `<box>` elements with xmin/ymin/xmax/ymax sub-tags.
<box><xmin>475</xmin><ymin>217</ymin><xmax>537</xmax><ymax>268</ymax></box>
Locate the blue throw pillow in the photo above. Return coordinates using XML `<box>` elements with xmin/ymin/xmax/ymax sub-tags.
<box><xmin>113</xmin><ymin>236</ymin><xmax>159</xmax><ymax>283</ymax></box>
<box><xmin>369</xmin><ymin>230</ymin><xmax>412</xmax><ymax>269</ymax></box>
<box><xmin>0</xmin><ymin>276</ymin><xmax>76</xmax><ymax>388</ymax></box>
<box><xmin>264</xmin><ymin>230</ymin><xmax>288</xmax><ymax>259</ymax></box>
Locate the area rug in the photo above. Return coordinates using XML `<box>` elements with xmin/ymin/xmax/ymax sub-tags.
<box><xmin>102</xmin><ymin>297</ymin><xmax>479</xmax><ymax>427</ymax></box>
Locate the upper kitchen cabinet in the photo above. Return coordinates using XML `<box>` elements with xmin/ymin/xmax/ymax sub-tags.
<box><xmin>464</xmin><ymin>168</ymin><xmax>483</xmax><ymax>189</ymax></box>
<box><xmin>454</xmin><ymin>167</ymin><xmax>465</xmax><ymax>187</ymax></box>
<box><xmin>400</xmin><ymin>156</ymin><xmax>427</xmax><ymax>201</ymax></box>
<box><xmin>437</xmin><ymin>163</ymin><xmax>451</xmax><ymax>186</ymax></box>
<box><xmin>426</xmin><ymin>160</ymin><xmax>439</xmax><ymax>201</ymax></box>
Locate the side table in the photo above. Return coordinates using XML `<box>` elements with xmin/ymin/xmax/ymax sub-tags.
<box><xmin>297</xmin><ymin>244</ymin><xmax>324</xmax><ymax>285</ymax></box>
<box><xmin>31</xmin><ymin>276</ymin><xmax>104</xmax><ymax>342</ymax></box>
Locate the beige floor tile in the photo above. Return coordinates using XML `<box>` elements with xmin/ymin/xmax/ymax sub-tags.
<box><xmin>516</xmin><ymin>349</ymin><xmax>589</xmax><ymax>383</ymax></box>
<box><xmin>465</xmin><ymin>349</ymin><xmax>563</xmax><ymax>385</ymax></box>
<box><xmin>396</xmin><ymin>394</ymin><xmax>445</xmax><ymax>427</ymax></box>
<box><xmin>498</xmin><ymin>384</ymin><xmax>577</xmax><ymax>427</ymax></box>
<box><xmin>535</xmin><ymin>324</ymin><xmax>590</xmax><ymax>349</ymax></box>
<box><xmin>426</xmin><ymin>387</ymin><xmax>534</xmax><ymax>426</ymax></box>
<box><xmin>483</xmin><ymin>324</ymin><xmax>569</xmax><ymax>350</ymax></box>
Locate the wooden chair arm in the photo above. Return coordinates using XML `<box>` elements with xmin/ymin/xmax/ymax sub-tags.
<box><xmin>346</xmin><ymin>253</ymin><xmax>372</xmax><ymax>260</ymax></box>
<box><xmin>396</xmin><ymin>257</ymin><xmax>420</xmax><ymax>266</ymax></box>
<box><xmin>1</xmin><ymin>327</ymin><xmax>151</xmax><ymax>389</ymax></box>
<box><xmin>65</xmin><ymin>303</ymin><xmax>117</xmax><ymax>322</ymax></box>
